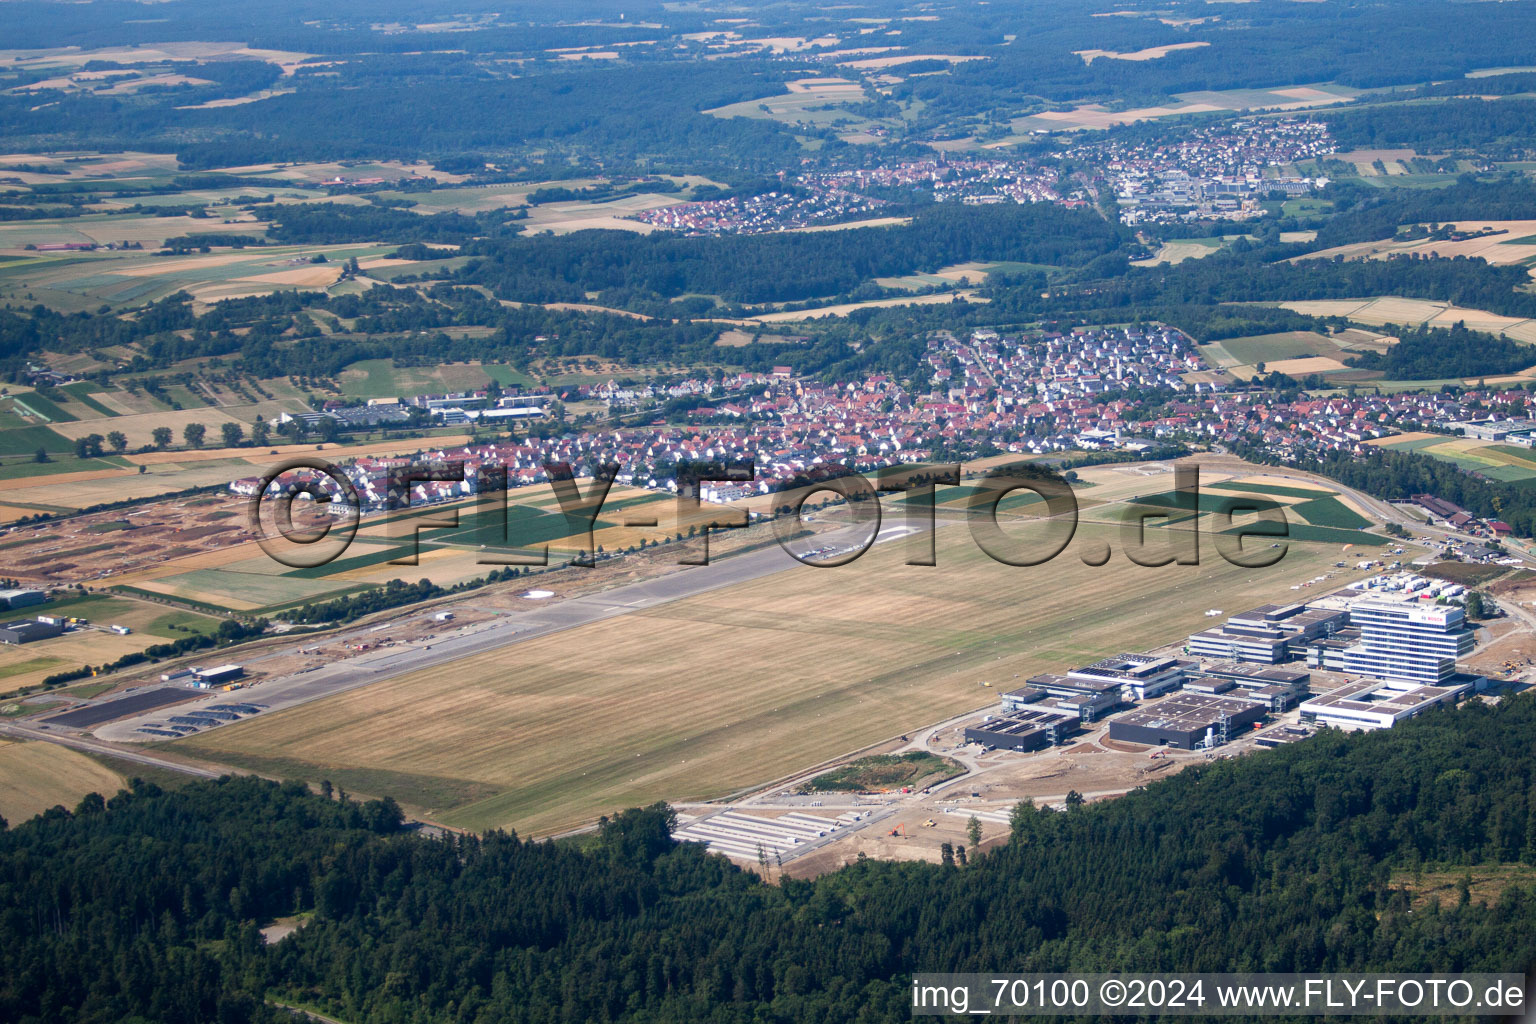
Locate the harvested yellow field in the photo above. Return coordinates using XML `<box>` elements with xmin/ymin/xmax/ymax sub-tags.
<box><xmin>0</xmin><ymin>741</ymin><xmax>124</xmax><ymax>824</ymax></box>
<box><xmin>1266</xmin><ymin>356</ymin><xmax>1349</xmax><ymax>375</ymax></box>
<box><xmin>1076</xmin><ymin>41</ymin><xmax>1209</xmax><ymax>62</ymax></box>
<box><xmin>786</xmin><ymin>216</ymin><xmax>913</xmax><ymax>233</ymax></box>
<box><xmin>241</xmin><ymin>266</ymin><xmax>344</xmax><ymax>287</ymax></box>
<box><xmin>1277</xmin><ymin>297</ymin><xmax>1536</xmax><ymax>340</ymax></box>
<box><xmin>1363</xmin><ymin>431</ymin><xmax>1439</xmax><ymax>447</ymax></box>
<box><xmin>1132</xmin><ymin>240</ymin><xmax>1223</xmax><ymax>266</ymax></box>
<box><xmin>838</xmin><ymin>53</ymin><xmax>989</xmax><ymax>69</ymax></box>
<box><xmin>0</xmin><ymin>631</ymin><xmax>158</xmax><ymax>683</ymax></box>
<box><xmin>49</xmin><ymin>407</ymin><xmax>273</xmax><ymax>449</ymax></box>
<box><xmin>182</xmin><ymin>505</ymin><xmax>1360</xmax><ymax>835</ymax></box>
<box><xmin>753</xmin><ymin>289</ymin><xmax>982</xmax><ymax>321</ymax></box>
<box><xmin>123</xmin><ymin>434</ymin><xmax>474</xmax><ymax>467</ymax></box>
<box><xmin>1298</xmin><ymin>220</ymin><xmax>1536</xmax><ymax>266</ymax></box>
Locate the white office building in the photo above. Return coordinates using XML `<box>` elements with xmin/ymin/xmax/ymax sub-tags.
<box><xmin>1299</xmin><ymin>677</ymin><xmax>1474</xmax><ymax>731</ymax></box>
<box><xmin>1336</xmin><ymin>595</ymin><xmax>1474</xmax><ymax>683</ymax></box>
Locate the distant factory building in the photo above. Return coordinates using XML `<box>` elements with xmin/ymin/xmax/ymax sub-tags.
<box><xmin>0</xmin><ymin>618</ymin><xmax>64</xmax><ymax>644</ymax></box>
<box><xmin>1015</xmin><ymin>673</ymin><xmax>1125</xmax><ymax>721</ymax></box>
<box><xmin>192</xmin><ymin>664</ymin><xmax>245</xmax><ymax>687</ymax></box>
<box><xmin>1187</xmin><ymin>603</ymin><xmax>1346</xmax><ymax>664</ymax></box>
<box><xmin>1298</xmin><ymin>676</ymin><xmax>1476</xmax><ymax>731</ymax></box>
<box><xmin>1108</xmin><ymin>692</ymin><xmax>1266</xmax><ymax>750</ymax></box>
<box><xmin>1194</xmin><ymin>661</ymin><xmax>1312</xmax><ymax>712</ymax></box>
<box><xmin>1066</xmin><ymin>653</ymin><xmax>1191</xmax><ymax>701</ymax></box>
<box><xmin>965</xmin><ymin>707</ymin><xmax>1081</xmax><ymax>752</ymax></box>
<box><xmin>0</xmin><ymin>589</ymin><xmax>47</xmax><ymax>611</ymax></box>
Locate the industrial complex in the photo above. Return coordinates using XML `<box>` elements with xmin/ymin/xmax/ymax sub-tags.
<box><xmin>964</xmin><ymin>571</ymin><xmax>1488</xmax><ymax>757</ymax></box>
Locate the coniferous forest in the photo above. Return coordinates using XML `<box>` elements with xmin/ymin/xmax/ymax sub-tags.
<box><xmin>2</xmin><ymin>695</ymin><xmax>1533</xmax><ymax>1023</ymax></box>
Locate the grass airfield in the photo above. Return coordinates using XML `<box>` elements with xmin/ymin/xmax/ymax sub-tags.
<box><xmin>176</xmin><ymin>463</ymin><xmax>1393</xmax><ymax>835</ymax></box>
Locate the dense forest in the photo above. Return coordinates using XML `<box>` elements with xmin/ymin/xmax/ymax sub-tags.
<box><xmin>1344</xmin><ymin>323</ymin><xmax>1536</xmax><ymax>380</ymax></box>
<box><xmin>455</xmin><ymin>202</ymin><xmax>1128</xmax><ymax>305</ymax></box>
<box><xmin>5</xmin><ymin>0</ymin><xmax>1536</xmax><ymax>167</ymax></box>
<box><xmin>1</xmin><ymin>695</ymin><xmax>1532</xmax><ymax>1022</ymax></box>
<box><xmin>1311</xmin><ymin>176</ymin><xmax>1536</xmax><ymax>249</ymax></box>
<box><xmin>1320</xmin><ymin>99</ymin><xmax>1536</xmax><ymax>157</ymax></box>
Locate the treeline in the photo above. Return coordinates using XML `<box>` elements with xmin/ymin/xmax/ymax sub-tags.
<box><xmin>254</xmin><ymin>203</ymin><xmax>494</xmax><ymax>245</ymax></box>
<box><xmin>1320</xmin><ymin>99</ymin><xmax>1536</xmax><ymax>156</ymax></box>
<box><xmin>1345</xmin><ymin>322</ymin><xmax>1536</xmax><ymax>380</ymax></box>
<box><xmin>1312</xmin><ymin>176</ymin><xmax>1536</xmax><ymax>249</ymax></box>
<box><xmin>457</xmin><ymin>203</ymin><xmax>1129</xmax><ymax>305</ymax></box>
<box><xmin>1009</xmin><ymin>243</ymin><xmax>1536</xmax><ymax>323</ymax></box>
<box><xmin>288</xmin><ymin>567</ymin><xmax>529</xmax><ymax>624</ymax></box>
<box><xmin>2</xmin><ymin>695</ymin><xmax>1534</xmax><ymax>1021</ymax></box>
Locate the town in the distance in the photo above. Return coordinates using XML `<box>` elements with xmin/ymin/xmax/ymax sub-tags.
<box><xmin>0</xmin><ymin>0</ymin><xmax>1533</xmax><ymax>1020</ymax></box>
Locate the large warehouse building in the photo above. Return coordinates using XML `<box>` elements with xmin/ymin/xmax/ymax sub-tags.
<box><xmin>1108</xmin><ymin>692</ymin><xmax>1266</xmax><ymax>750</ymax></box>
<box><xmin>0</xmin><ymin>589</ymin><xmax>47</xmax><ymax>611</ymax></box>
<box><xmin>0</xmin><ymin>618</ymin><xmax>63</xmax><ymax>644</ymax></box>
<box><xmin>965</xmin><ymin>707</ymin><xmax>1081</xmax><ymax>751</ymax></box>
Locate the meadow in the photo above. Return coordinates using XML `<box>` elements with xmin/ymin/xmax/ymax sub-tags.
<box><xmin>0</xmin><ymin>741</ymin><xmax>124</xmax><ymax>824</ymax></box>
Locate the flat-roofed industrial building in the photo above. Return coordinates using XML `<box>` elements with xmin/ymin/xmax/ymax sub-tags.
<box><xmin>1108</xmin><ymin>693</ymin><xmax>1266</xmax><ymax>750</ymax></box>
<box><xmin>1298</xmin><ymin>676</ymin><xmax>1475</xmax><ymax>731</ymax></box>
<box><xmin>0</xmin><ymin>589</ymin><xmax>47</xmax><ymax>611</ymax></box>
<box><xmin>1015</xmin><ymin>673</ymin><xmax>1126</xmax><ymax>721</ymax></box>
<box><xmin>1066</xmin><ymin>653</ymin><xmax>1191</xmax><ymax>701</ymax></box>
<box><xmin>0</xmin><ymin>618</ymin><xmax>63</xmax><ymax>644</ymax></box>
<box><xmin>1191</xmin><ymin>661</ymin><xmax>1312</xmax><ymax>711</ymax></box>
<box><xmin>965</xmin><ymin>707</ymin><xmax>1081</xmax><ymax>752</ymax></box>
<box><xmin>1187</xmin><ymin>603</ymin><xmax>1346</xmax><ymax>664</ymax></box>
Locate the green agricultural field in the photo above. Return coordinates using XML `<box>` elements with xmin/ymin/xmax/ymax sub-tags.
<box><xmin>1373</xmin><ymin>436</ymin><xmax>1450</xmax><ymax>453</ymax></box>
<box><xmin>0</xmin><ymin>657</ymin><xmax>67</xmax><ymax>683</ymax></box>
<box><xmin>336</xmin><ymin>359</ymin><xmax>535</xmax><ymax>400</ymax></box>
<box><xmin>0</xmin><ymin>242</ymin><xmax>397</xmax><ymax>312</ymax></box>
<box><xmin>1207</xmin><ymin>480</ymin><xmax>1338</xmax><ymax>499</ymax></box>
<box><xmin>1217</xmin><ymin>331</ymin><xmax>1338</xmax><ymax>367</ymax></box>
<box><xmin>129</xmin><ymin>568</ymin><xmax>363</xmax><ymax>612</ymax></box>
<box><xmin>282</xmin><ymin>542</ymin><xmax>415</xmax><ymax>580</ymax></box>
<box><xmin>1291</xmin><ymin>496</ymin><xmax>1372</xmax><ymax>529</ymax></box>
<box><xmin>27</xmin><ymin>593</ymin><xmax>224</xmax><ymax>637</ymax></box>
<box><xmin>0</xmin><ymin>424</ymin><xmax>76</xmax><ymax>457</ymax></box>
<box><xmin>57</xmin><ymin>383</ymin><xmax>120</xmax><ymax>418</ymax></box>
<box><xmin>11</xmin><ymin>391</ymin><xmax>77</xmax><ymax>423</ymax></box>
<box><xmin>1411</xmin><ymin>441</ymin><xmax>1536</xmax><ymax>483</ymax></box>
<box><xmin>412</xmin><ymin>501</ymin><xmax>618</xmax><ymax>551</ymax></box>
<box><xmin>0</xmin><ymin>455</ymin><xmax>129</xmax><ymax>481</ymax></box>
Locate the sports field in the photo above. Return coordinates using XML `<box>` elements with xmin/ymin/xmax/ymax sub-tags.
<box><xmin>0</xmin><ymin>740</ymin><xmax>124</xmax><ymax>824</ymax></box>
<box><xmin>180</xmin><ymin>468</ymin><xmax>1376</xmax><ymax>835</ymax></box>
